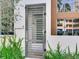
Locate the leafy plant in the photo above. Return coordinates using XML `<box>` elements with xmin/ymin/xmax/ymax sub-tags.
<box><xmin>0</xmin><ymin>0</ymin><xmax>20</xmax><ymax>35</ymax></box>
<box><xmin>65</xmin><ymin>3</ymin><xmax>71</xmax><ymax>12</ymax></box>
<box><xmin>44</xmin><ymin>42</ymin><xmax>79</xmax><ymax>59</ymax></box>
<box><xmin>0</xmin><ymin>36</ymin><xmax>24</xmax><ymax>59</ymax></box>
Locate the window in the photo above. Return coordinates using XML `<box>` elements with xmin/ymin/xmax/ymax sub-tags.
<box><xmin>0</xmin><ymin>0</ymin><xmax>14</xmax><ymax>35</ymax></box>
<box><xmin>57</xmin><ymin>18</ymin><xmax>79</xmax><ymax>35</ymax></box>
<box><xmin>69</xmin><ymin>25</ymin><xmax>72</xmax><ymax>27</ymax></box>
<box><xmin>69</xmin><ymin>20</ymin><xmax>72</xmax><ymax>22</ymax></box>
<box><xmin>51</xmin><ymin>0</ymin><xmax>79</xmax><ymax>35</ymax></box>
<box><xmin>57</xmin><ymin>19</ymin><xmax>63</xmax><ymax>26</ymax></box>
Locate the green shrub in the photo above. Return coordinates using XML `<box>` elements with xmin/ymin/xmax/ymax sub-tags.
<box><xmin>44</xmin><ymin>42</ymin><xmax>79</xmax><ymax>59</ymax></box>
<box><xmin>0</xmin><ymin>36</ymin><xmax>24</xmax><ymax>59</ymax></box>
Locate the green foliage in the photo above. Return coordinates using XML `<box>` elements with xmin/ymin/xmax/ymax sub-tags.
<box><xmin>75</xmin><ymin>44</ymin><xmax>78</xmax><ymax>55</ymax></box>
<box><xmin>0</xmin><ymin>36</ymin><xmax>24</xmax><ymax>59</ymax></box>
<box><xmin>65</xmin><ymin>3</ymin><xmax>71</xmax><ymax>12</ymax></box>
<box><xmin>57</xmin><ymin>0</ymin><xmax>62</xmax><ymax>11</ymax></box>
<box><xmin>44</xmin><ymin>42</ymin><xmax>79</xmax><ymax>59</ymax></box>
<box><xmin>0</xmin><ymin>0</ymin><xmax>20</xmax><ymax>34</ymax></box>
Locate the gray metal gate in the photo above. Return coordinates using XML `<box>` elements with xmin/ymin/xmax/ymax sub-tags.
<box><xmin>25</xmin><ymin>4</ymin><xmax>46</xmax><ymax>58</ymax></box>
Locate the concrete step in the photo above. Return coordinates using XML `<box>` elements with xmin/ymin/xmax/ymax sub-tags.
<box><xmin>28</xmin><ymin>53</ymin><xmax>43</xmax><ymax>56</ymax></box>
<box><xmin>26</xmin><ymin>58</ymin><xmax>42</xmax><ymax>59</ymax></box>
<box><xmin>27</xmin><ymin>55</ymin><xmax>43</xmax><ymax>59</ymax></box>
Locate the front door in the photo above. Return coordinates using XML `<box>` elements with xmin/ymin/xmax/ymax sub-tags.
<box><xmin>25</xmin><ymin>4</ymin><xmax>46</xmax><ymax>58</ymax></box>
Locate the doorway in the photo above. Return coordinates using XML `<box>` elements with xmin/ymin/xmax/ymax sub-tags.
<box><xmin>25</xmin><ymin>4</ymin><xmax>46</xmax><ymax>58</ymax></box>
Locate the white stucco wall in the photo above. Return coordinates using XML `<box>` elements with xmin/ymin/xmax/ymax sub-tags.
<box><xmin>25</xmin><ymin>0</ymin><xmax>46</xmax><ymax>5</ymax></box>
<box><xmin>14</xmin><ymin>0</ymin><xmax>25</xmax><ymax>56</ymax></box>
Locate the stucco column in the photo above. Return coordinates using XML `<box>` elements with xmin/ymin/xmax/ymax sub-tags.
<box><xmin>0</xmin><ymin>1</ymin><xmax>1</xmax><ymax>34</ymax></box>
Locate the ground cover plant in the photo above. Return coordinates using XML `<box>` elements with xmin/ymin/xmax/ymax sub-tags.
<box><xmin>0</xmin><ymin>36</ymin><xmax>24</xmax><ymax>59</ymax></box>
<box><xmin>44</xmin><ymin>42</ymin><xmax>79</xmax><ymax>59</ymax></box>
